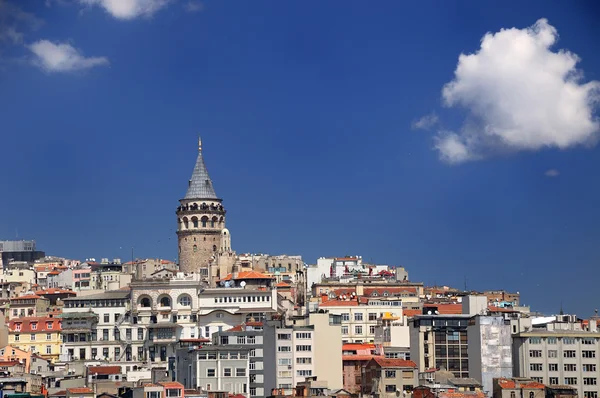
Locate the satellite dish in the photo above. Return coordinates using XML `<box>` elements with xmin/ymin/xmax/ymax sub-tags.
<box><xmin>427</xmin><ymin>311</ymin><xmax>432</xmax><ymax>315</ymax></box>
<box><xmin>240</xmin><ymin>281</ymin><xmax>246</xmax><ymax>288</ymax></box>
<box><xmin>220</xmin><ymin>281</ymin><xmax>226</xmax><ymax>287</ymax></box>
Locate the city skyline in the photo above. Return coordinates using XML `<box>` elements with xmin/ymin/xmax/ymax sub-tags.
<box><xmin>1</xmin><ymin>1</ymin><xmax>599</xmax><ymax>317</ymax></box>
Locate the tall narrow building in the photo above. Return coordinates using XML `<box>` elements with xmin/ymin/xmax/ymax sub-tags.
<box><xmin>176</xmin><ymin>138</ymin><xmax>234</xmax><ymax>284</ymax></box>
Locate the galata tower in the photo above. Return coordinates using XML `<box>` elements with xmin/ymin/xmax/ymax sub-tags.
<box><xmin>176</xmin><ymin>138</ymin><xmax>233</xmax><ymax>283</ymax></box>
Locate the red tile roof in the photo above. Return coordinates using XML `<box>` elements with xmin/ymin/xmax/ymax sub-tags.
<box><xmin>343</xmin><ymin>343</ymin><xmax>376</xmax><ymax>350</ymax></box>
<box><xmin>159</xmin><ymin>382</ymin><xmax>184</xmax><ymax>389</ymax></box>
<box><xmin>66</xmin><ymin>388</ymin><xmax>94</xmax><ymax>394</ymax></box>
<box><xmin>221</xmin><ymin>270</ymin><xmax>274</xmax><ymax>281</ymax></box>
<box><xmin>496</xmin><ymin>378</ymin><xmax>545</xmax><ymax>390</ymax></box>
<box><xmin>371</xmin><ymin>357</ymin><xmax>417</xmax><ymax>368</ymax></box>
<box><xmin>424</xmin><ymin>303</ymin><xmax>463</xmax><ymax>314</ymax></box>
<box><xmin>276</xmin><ymin>282</ymin><xmax>292</xmax><ymax>288</ymax></box>
<box><xmin>88</xmin><ymin>366</ymin><xmax>121</xmax><ymax>375</ymax></box>
<box><xmin>11</xmin><ymin>294</ymin><xmax>46</xmax><ymax>301</ymax></box>
<box><xmin>343</xmin><ymin>355</ymin><xmax>379</xmax><ymax>361</ymax></box>
<box><xmin>9</xmin><ymin>317</ymin><xmax>61</xmax><ymax>333</ymax></box>
<box><xmin>319</xmin><ymin>299</ymin><xmax>358</xmax><ymax>307</ymax></box>
<box><xmin>403</xmin><ymin>309</ymin><xmax>422</xmax><ymax>317</ymax></box>
<box><xmin>35</xmin><ymin>288</ymin><xmax>75</xmax><ymax>295</ymax></box>
<box><xmin>0</xmin><ymin>361</ymin><xmax>21</xmax><ymax>366</ymax></box>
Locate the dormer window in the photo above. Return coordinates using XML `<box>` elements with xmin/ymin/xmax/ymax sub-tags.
<box><xmin>15</xmin><ymin>323</ymin><xmax>21</xmax><ymax>331</ymax></box>
<box><xmin>47</xmin><ymin>322</ymin><xmax>53</xmax><ymax>329</ymax></box>
<box><xmin>371</xmin><ymin>292</ymin><xmax>378</xmax><ymax>297</ymax></box>
<box><xmin>31</xmin><ymin>323</ymin><xmax>37</xmax><ymax>330</ymax></box>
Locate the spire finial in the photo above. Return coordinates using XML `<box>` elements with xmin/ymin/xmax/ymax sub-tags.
<box><xmin>198</xmin><ymin>136</ymin><xmax>202</xmax><ymax>152</ymax></box>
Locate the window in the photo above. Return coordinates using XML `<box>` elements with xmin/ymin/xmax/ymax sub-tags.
<box><xmin>103</xmin><ymin>329</ymin><xmax>109</xmax><ymax>340</ymax></box>
<box><xmin>341</xmin><ymin>326</ymin><xmax>348</xmax><ymax>335</ymax></box>
<box><xmin>549</xmin><ymin>364</ymin><xmax>558</xmax><ymax>371</ymax></box>
<box><xmin>549</xmin><ymin>377</ymin><xmax>559</xmax><ymax>385</ymax></box>
<box><xmin>46</xmin><ymin>333</ymin><xmax>52</xmax><ymax>341</ymax></box>
<box><xmin>529</xmin><ymin>337</ymin><xmax>542</xmax><ymax>344</ymax></box>
<box><xmin>341</xmin><ymin>313</ymin><xmax>350</xmax><ymax>322</ymax></box>
<box><xmin>31</xmin><ymin>323</ymin><xmax>37</xmax><ymax>330</ymax></box>
<box><xmin>104</xmin><ymin>314</ymin><xmax>110</xmax><ymax>323</ymax></box>
<box><xmin>530</xmin><ymin>364</ymin><xmax>543</xmax><ymax>371</ymax></box>
<box><xmin>296</xmin><ymin>345</ymin><xmax>312</xmax><ymax>351</ymax></box>
<box><xmin>249</xmin><ymin>349</ymin><xmax>255</xmax><ymax>357</ymax></box>
<box><xmin>584</xmin><ymin>378</ymin><xmax>597</xmax><ymax>386</ymax></box>
<box><xmin>277</xmin><ymin>333</ymin><xmax>291</xmax><ymax>340</ymax></box>
<box><xmin>564</xmin><ymin>364</ymin><xmax>577</xmax><ymax>372</ymax></box>
<box><xmin>530</xmin><ymin>350</ymin><xmax>542</xmax><ymax>357</ymax></box>
<box><xmin>564</xmin><ymin>350</ymin><xmax>577</xmax><ymax>358</ymax></box>
<box><xmin>278</xmin><ymin>371</ymin><xmax>292</xmax><ymax>378</ymax></box>
<box><xmin>138</xmin><ymin>328</ymin><xmax>144</xmax><ymax>340</ymax></box>
<box><xmin>582</xmin><ymin>338</ymin><xmax>596</xmax><ymax>345</ymax></box>
<box><xmin>583</xmin><ymin>351</ymin><xmax>596</xmax><ymax>358</ymax></box>
<box><xmin>510</xmin><ymin>393</ymin><xmax>516</xmax><ymax>398</ymax></box>
<box><xmin>238</xmin><ymin>336</ymin><xmax>246</xmax><ymax>344</ymax></box>
<box><xmin>179</xmin><ymin>295</ymin><xmax>191</xmax><ymax>307</ymax></box>
<box><xmin>46</xmin><ymin>345</ymin><xmax>52</xmax><ymax>354</ymax></box>
<box><xmin>14</xmin><ymin>334</ymin><xmax>19</xmax><ymax>341</ymax></box>
<box><xmin>146</xmin><ymin>392</ymin><xmax>161</xmax><ymax>398</ymax></box>
<box><xmin>297</xmin><ymin>370</ymin><xmax>312</xmax><ymax>377</ymax></box>
<box><xmin>584</xmin><ymin>393</ymin><xmax>598</xmax><ymax>398</ymax></box>
<box><xmin>529</xmin><ymin>391</ymin><xmax>536</xmax><ymax>398</ymax></box>
<box><xmin>355</xmin><ymin>313</ymin><xmax>363</xmax><ymax>321</ymax></box>
<box><xmin>564</xmin><ymin>378</ymin><xmax>578</xmax><ymax>385</ymax></box>
<box><xmin>297</xmin><ymin>357</ymin><xmax>312</xmax><ymax>364</ymax></box>
<box><xmin>236</xmin><ymin>368</ymin><xmax>246</xmax><ymax>377</ymax></box>
<box><xmin>223</xmin><ymin>368</ymin><xmax>232</xmax><ymax>377</ymax></box>
<box><xmin>584</xmin><ymin>364</ymin><xmax>597</xmax><ymax>372</ymax></box>
<box><xmin>548</xmin><ymin>350</ymin><xmax>558</xmax><ymax>358</ymax></box>
<box><xmin>369</xmin><ymin>313</ymin><xmax>377</xmax><ymax>321</ymax></box>
<box><xmin>355</xmin><ymin>326</ymin><xmax>363</xmax><ymax>335</ymax></box>
<box><xmin>207</xmin><ymin>369</ymin><xmax>216</xmax><ymax>377</ymax></box>
<box><xmin>385</xmin><ymin>385</ymin><xmax>396</xmax><ymax>393</ymax></box>
<box><xmin>278</xmin><ymin>358</ymin><xmax>292</xmax><ymax>366</ymax></box>
<box><xmin>46</xmin><ymin>322</ymin><xmax>53</xmax><ymax>329</ymax></box>
<box><xmin>385</xmin><ymin>370</ymin><xmax>396</xmax><ymax>378</ymax></box>
<box><xmin>547</xmin><ymin>337</ymin><xmax>557</xmax><ymax>344</ymax></box>
<box><xmin>166</xmin><ymin>390</ymin><xmax>181</xmax><ymax>398</ymax></box>
<box><xmin>248</xmin><ymin>336</ymin><xmax>255</xmax><ymax>344</ymax></box>
<box><xmin>563</xmin><ymin>337</ymin><xmax>576</xmax><ymax>344</ymax></box>
<box><xmin>250</xmin><ymin>388</ymin><xmax>256</xmax><ymax>396</ymax></box>
<box><xmin>296</xmin><ymin>332</ymin><xmax>311</xmax><ymax>339</ymax></box>
<box><xmin>278</xmin><ymin>346</ymin><xmax>291</xmax><ymax>352</ymax></box>
<box><xmin>31</xmin><ymin>334</ymin><xmax>36</xmax><ymax>341</ymax></box>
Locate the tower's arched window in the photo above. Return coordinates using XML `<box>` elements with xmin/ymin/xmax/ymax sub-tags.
<box><xmin>192</xmin><ymin>217</ymin><xmax>199</xmax><ymax>228</ymax></box>
<box><xmin>201</xmin><ymin>216</ymin><xmax>208</xmax><ymax>228</ymax></box>
<box><xmin>213</xmin><ymin>245</ymin><xmax>217</xmax><ymax>252</ymax></box>
<box><xmin>183</xmin><ymin>217</ymin><xmax>189</xmax><ymax>229</ymax></box>
<box><xmin>529</xmin><ymin>393</ymin><xmax>534</xmax><ymax>398</ymax></box>
<box><xmin>159</xmin><ymin>296</ymin><xmax>171</xmax><ymax>307</ymax></box>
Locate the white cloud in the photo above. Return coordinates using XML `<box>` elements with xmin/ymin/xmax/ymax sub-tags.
<box><xmin>434</xmin><ymin>18</ymin><xmax>600</xmax><ymax>163</ymax></box>
<box><xmin>545</xmin><ymin>169</ymin><xmax>560</xmax><ymax>177</ymax></box>
<box><xmin>184</xmin><ymin>1</ymin><xmax>203</xmax><ymax>13</ymax></box>
<box><xmin>28</xmin><ymin>40</ymin><xmax>109</xmax><ymax>73</ymax></box>
<box><xmin>79</xmin><ymin>0</ymin><xmax>171</xmax><ymax>19</ymax></box>
<box><xmin>412</xmin><ymin>112</ymin><xmax>439</xmax><ymax>131</ymax></box>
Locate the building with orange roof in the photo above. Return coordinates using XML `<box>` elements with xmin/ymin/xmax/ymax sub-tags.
<box><xmin>0</xmin><ymin>345</ymin><xmax>32</xmax><ymax>372</ymax></box>
<box><xmin>66</xmin><ymin>387</ymin><xmax>95</xmax><ymax>398</ymax></box>
<box><xmin>341</xmin><ymin>343</ymin><xmax>383</xmax><ymax>394</ymax></box>
<box><xmin>493</xmin><ymin>378</ymin><xmax>545</xmax><ymax>398</ymax></box>
<box><xmin>8</xmin><ymin>316</ymin><xmax>62</xmax><ymax>362</ymax></box>
<box><xmin>8</xmin><ymin>294</ymin><xmax>49</xmax><ymax>319</ymax></box>
<box><xmin>220</xmin><ymin>270</ymin><xmax>275</xmax><ymax>289</ymax></box>
<box><xmin>362</xmin><ymin>357</ymin><xmax>417</xmax><ymax>397</ymax></box>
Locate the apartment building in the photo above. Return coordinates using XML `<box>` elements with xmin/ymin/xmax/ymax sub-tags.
<box><xmin>374</xmin><ymin>312</ymin><xmax>411</xmax><ymax>359</ymax></box>
<box><xmin>319</xmin><ymin>298</ymin><xmax>404</xmax><ymax>343</ymax></box>
<box><xmin>263</xmin><ymin>313</ymin><xmax>343</xmax><ymax>395</ymax></box>
<box><xmin>410</xmin><ymin>313</ymin><xmax>472</xmax><ymax>378</ymax></box>
<box><xmin>212</xmin><ymin>322</ymin><xmax>265</xmax><ymax>398</ymax></box>
<box><xmin>8</xmin><ymin>317</ymin><xmax>62</xmax><ymax>362</ymax></box>
<box><xmin>60</xmin><ymin>291</ymin><xmax>131</xmax><ymax>363</ymax></box>
<box><xmin>177</xmin><ymin>345</ymin><xmax>250</xmax><ymax>396</ymax></box>
<box><xmin>362</xmin><ymin>357</ymin><xmax>418</xmax><ymax>398</ymax></box>
<box><xmin>512</xmin><ymin>315</ymin><xmax>600</xmax><ymax>398</ymax></box>
<box><xmin>8</xmin><ymin>294</ymin><xmax>49</xmax><ymax>319</ymax></box>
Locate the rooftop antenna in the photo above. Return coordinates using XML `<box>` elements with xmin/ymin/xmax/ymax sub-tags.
<box><xmin>464</xmin><ymin>275</ymin><xmax>468</xmax><ymax>292</ymax></box>
<box><xmin>198</xmin><ymin>135</ymin><xmax>202</xmax><ymax>152</ymax></box>
<box><xmin>560</xmin><ymin>301</ymin><xmax>564</xmax><ymax>316</ymax></box>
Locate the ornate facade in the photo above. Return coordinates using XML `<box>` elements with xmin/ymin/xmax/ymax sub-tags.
<box><xmin>176</xmin><ymin>138</ymin><xmax>236</xmax><ymax>285</ymax></box>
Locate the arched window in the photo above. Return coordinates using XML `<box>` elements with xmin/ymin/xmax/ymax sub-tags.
<box><xmin>201</xmin><ymin>216</ymin><xmax>208</xmax><ymax>228</ymax></box>
<box><xmin>193</xmin><ymin>245</ymin><xmax>198</xmax><ymax>252</ymax></box>
<box><xmin>511</xmin><ymin>392</ymin><xmax>516</xmax><ymax>398</ymax></box>
<box><xmin>211</xmin><ymin>217</ymin><xmax>218</xmax><ymax>228</ymax></box>
<box><xmin>183</xmin><ymin>217</ymin><xmax>189</xmax><ymax>229</ymax></box>
<box><xmin>213</xmin><ymin>245</ymin><xmax>217</xmax><ymax>252</ymax></box>
<box><xmin>529</xmin><ymin>393</ymin><xmax>534</xmax><ymax>398</ymax></box>
<box><xmin>192</xmin><ymin>217</ymin><xmax>199</xmax><ymax>228</ymax></box>
<box><xmin>159</xmin><ymin>296</ymin><xmax>171</xmax><ymax>307</ymax></box>
<box><xmin>178</xmin><ymin>295</ymin><xmax>192</xmax><ymax>307</ymax></box>
<box><xmin>140</xmin><ymin>297</ymin><xmax>151</xmax><ymax>307</ymax></box>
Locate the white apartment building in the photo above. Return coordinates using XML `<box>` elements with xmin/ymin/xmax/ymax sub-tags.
<box><xmin>513</xmin><ymin>315</ymin><xmax>600</xmax><ymax>398</ymax></box>
<box><xmin>263</xmin><ymin>313</ymin><xmax>343</xmax><ymax>394</ymax></box>
<box><xmin>319</xmin><ymin>298</ymin><xmax>404</xmax><ymax>343</ymax></box>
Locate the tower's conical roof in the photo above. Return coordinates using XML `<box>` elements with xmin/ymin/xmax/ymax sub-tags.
<box><xmin>184</xmin><ymin>137</ymin><xmax>218</xmax><ymax>200</ymax></box>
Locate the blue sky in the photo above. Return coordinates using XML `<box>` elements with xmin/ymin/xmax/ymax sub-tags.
<box><xmin>1</xmin><ymin>0</ymin><xmax>599</xmax><ymax>316</ymax></box>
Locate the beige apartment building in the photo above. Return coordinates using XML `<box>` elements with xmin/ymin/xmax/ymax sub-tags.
<box><xmin>512</xmin><ymin>315</ymin><xmax>600</xmax><ymax>398</ymax></box>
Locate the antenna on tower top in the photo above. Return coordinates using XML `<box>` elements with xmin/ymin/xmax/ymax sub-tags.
<box><xmin>198</xmin><ymin>136</ymin><xmax>202</xmax><ymax>152</ymax></box>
